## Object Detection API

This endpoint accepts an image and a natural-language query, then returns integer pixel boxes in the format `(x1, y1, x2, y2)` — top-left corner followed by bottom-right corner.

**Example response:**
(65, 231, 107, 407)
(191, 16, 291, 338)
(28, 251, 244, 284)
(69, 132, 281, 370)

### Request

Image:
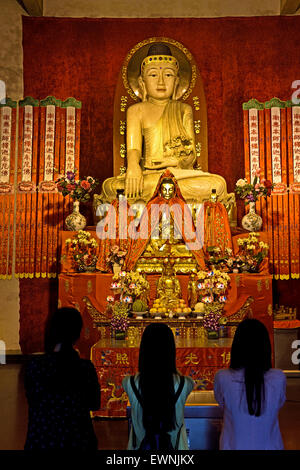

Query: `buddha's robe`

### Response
(101, 101, 228, 204)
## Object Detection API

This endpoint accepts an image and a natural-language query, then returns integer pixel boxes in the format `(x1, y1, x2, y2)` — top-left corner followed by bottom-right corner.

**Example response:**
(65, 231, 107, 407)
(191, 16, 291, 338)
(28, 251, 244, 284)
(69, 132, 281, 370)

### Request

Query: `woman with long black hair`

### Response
(122, 323, 194, 450)
(214, 318, 286, 450)
(24, 307, 100, 450)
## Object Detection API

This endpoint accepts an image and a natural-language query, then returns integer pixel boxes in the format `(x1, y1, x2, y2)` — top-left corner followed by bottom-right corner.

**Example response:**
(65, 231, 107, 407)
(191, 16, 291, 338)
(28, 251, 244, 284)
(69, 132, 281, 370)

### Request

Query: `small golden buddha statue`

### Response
(156, 258, 181, 310)
(188, 273, 199, 309)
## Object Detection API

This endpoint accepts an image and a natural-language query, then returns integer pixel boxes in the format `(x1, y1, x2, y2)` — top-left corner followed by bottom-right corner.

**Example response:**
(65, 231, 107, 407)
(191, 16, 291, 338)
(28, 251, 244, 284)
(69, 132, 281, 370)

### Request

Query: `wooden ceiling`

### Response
(16, 0, 300, 16)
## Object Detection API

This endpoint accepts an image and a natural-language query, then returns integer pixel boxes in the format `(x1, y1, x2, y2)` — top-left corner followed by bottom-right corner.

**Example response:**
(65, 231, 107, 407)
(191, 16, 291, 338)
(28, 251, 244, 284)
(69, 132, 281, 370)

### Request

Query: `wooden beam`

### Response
(281, 0, 300, 14)
(17, 0, 43, 16)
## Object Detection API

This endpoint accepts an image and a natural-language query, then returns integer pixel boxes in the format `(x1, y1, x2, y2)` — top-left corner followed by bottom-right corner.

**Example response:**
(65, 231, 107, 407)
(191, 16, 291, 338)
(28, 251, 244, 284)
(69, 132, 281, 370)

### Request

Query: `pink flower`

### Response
(254, 168, 261, 177)
(81, 180, 91, 191)
(66, 183, 76, 192)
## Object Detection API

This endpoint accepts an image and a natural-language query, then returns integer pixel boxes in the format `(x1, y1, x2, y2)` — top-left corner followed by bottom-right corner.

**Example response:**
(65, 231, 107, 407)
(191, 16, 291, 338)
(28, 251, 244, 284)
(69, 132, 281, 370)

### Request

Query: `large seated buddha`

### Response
(98, 41, 235, 218)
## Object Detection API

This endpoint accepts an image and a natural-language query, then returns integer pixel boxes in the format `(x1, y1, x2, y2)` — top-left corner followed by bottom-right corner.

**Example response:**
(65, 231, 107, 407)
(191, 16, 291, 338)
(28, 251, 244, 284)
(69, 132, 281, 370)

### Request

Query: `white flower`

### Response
(236, 178, 247, 187)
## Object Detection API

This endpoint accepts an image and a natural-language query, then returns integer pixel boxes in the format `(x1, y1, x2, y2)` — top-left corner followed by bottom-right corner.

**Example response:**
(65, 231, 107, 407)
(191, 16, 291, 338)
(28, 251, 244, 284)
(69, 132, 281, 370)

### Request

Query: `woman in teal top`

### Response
(122, 323, 194, 450)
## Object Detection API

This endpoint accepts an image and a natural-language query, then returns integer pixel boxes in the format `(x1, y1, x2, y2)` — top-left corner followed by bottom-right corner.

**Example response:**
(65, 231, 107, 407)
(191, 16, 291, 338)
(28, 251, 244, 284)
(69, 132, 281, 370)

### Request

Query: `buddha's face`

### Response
(142, 62, 179, 100)
(160, 181, 175, 200)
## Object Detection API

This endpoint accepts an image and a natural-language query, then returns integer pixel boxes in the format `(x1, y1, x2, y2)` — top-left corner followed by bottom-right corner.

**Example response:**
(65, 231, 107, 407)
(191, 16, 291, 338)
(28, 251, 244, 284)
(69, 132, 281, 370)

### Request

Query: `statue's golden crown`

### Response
(141, 55, 179, 71)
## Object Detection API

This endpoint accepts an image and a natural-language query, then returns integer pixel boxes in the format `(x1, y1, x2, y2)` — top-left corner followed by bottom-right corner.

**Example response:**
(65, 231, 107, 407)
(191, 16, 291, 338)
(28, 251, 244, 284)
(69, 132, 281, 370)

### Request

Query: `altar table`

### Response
(58, 230, 274, 417)
(58, 270, 274, 359)
(90, 337, 232, 418)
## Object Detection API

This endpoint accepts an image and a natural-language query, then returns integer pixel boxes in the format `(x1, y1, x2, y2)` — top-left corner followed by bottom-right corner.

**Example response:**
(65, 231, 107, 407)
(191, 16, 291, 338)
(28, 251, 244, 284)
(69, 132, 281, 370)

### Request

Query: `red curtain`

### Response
(20, 16, 300, 352)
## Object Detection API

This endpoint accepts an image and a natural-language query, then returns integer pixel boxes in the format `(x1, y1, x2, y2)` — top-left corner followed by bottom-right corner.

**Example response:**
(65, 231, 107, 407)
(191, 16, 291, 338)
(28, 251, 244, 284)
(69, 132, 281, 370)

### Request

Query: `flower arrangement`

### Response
(236, 232, 269, 272)
(205, 246, 233, 271)
(235, 168, 274, 204)
(203, 311, 222, 332)
(205, 233, 269, 274)
(197, 269, 231, 335)
(110, 301, 129, 332)
(197, 269, 231, 302)
(112, 270, 150, 300)
(56, 171, 98, 202)
(65, 230, 98, 272)
(106, 245, 127, 269)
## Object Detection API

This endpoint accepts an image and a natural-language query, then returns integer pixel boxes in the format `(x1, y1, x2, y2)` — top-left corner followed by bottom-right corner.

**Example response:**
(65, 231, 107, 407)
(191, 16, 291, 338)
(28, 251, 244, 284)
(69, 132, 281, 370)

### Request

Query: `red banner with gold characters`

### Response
(0, 96, 82, 279)
(15, 97, 39, 279)
(243, 98, 298, 280)
(0, 99, 17, 279)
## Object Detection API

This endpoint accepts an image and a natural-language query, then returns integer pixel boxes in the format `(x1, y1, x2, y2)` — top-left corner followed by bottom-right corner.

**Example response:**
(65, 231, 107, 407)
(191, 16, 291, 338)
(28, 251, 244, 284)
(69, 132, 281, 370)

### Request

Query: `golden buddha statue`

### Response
(99, 42, 233, 210)
(135, 175, 199, 274)
(156, 258, 181, 310)
(188, 273, 199, 310)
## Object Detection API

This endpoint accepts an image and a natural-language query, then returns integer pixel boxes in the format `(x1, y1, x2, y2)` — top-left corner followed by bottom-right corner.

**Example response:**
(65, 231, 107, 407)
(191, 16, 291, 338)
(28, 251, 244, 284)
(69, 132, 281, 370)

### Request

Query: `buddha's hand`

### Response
(125, 167, 144, 198)
(178, 152, 196, 169)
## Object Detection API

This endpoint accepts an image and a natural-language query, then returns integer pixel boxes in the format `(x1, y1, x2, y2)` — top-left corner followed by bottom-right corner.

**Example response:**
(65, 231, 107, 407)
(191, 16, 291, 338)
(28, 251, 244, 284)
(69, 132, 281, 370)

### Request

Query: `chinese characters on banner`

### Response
(243, 99, 299, 280)
(0, 102, 16, 278)
(0, 96, 81, 279)
(249, 108, 260, 183)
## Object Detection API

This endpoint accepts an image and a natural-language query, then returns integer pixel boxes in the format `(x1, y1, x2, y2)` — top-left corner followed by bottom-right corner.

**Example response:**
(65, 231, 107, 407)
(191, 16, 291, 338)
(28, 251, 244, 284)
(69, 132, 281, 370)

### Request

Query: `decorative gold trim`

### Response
(120, 96, 128, 112)
(268, 304, 273, 317)
(194, 119, 201, 134)
(182, 65, 197, 101)
(120, 143, 126, 159)
(120, 120, 126, 135)
(226, 296, 254, 323)
(141, 55, 179, 71)
(195, 142, 202, 158)
(82, 296, 109, 323)
(193, 96, 200, 111)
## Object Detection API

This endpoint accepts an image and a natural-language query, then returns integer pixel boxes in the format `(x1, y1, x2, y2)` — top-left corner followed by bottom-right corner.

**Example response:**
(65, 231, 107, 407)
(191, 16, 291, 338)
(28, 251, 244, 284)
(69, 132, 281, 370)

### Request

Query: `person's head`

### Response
(230, 318, 272, 416)
(139, 323, 177, 375)
(138, 323, 178, 432)
(230, 318, 272, 371)
(44, 307, 83, 353)
(139, 43, 179, 101)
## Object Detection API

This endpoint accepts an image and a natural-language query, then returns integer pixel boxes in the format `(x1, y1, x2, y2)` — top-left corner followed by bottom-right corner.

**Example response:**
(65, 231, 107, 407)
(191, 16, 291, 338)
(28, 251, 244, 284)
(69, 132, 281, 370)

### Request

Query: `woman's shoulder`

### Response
(122, 373, 138, 389)
(214, 368, 234, 380)
(182, 374, 194, 387)
(26, 353, 53, 370)
(174, 374, 194, 392)
(78, 357, 97, 371)
(265, 368, 286, 383)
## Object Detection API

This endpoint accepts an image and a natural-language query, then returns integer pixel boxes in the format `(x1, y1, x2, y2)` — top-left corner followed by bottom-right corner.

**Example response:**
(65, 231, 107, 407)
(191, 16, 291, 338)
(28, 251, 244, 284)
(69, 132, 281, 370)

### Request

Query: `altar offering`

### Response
(132, 299, 148, 320)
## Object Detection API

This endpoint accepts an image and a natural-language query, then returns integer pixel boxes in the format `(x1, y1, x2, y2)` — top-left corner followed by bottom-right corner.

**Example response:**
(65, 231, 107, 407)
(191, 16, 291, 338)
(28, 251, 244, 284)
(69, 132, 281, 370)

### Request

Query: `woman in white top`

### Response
(122, 323, 194, 450)
(214, 318, 286, 450)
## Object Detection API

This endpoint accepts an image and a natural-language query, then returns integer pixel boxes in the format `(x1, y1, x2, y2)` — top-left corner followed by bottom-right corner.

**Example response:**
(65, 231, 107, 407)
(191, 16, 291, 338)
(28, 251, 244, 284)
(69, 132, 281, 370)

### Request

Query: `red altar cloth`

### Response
(90, 337, 232, 418)
(58, 270, 273, 360)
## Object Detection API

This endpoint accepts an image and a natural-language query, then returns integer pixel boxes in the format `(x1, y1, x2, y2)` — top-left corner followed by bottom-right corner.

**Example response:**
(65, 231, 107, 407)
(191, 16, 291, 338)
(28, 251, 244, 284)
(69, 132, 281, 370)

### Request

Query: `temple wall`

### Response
(0, 0, 26, 351)
(0, 0, 25, 101)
